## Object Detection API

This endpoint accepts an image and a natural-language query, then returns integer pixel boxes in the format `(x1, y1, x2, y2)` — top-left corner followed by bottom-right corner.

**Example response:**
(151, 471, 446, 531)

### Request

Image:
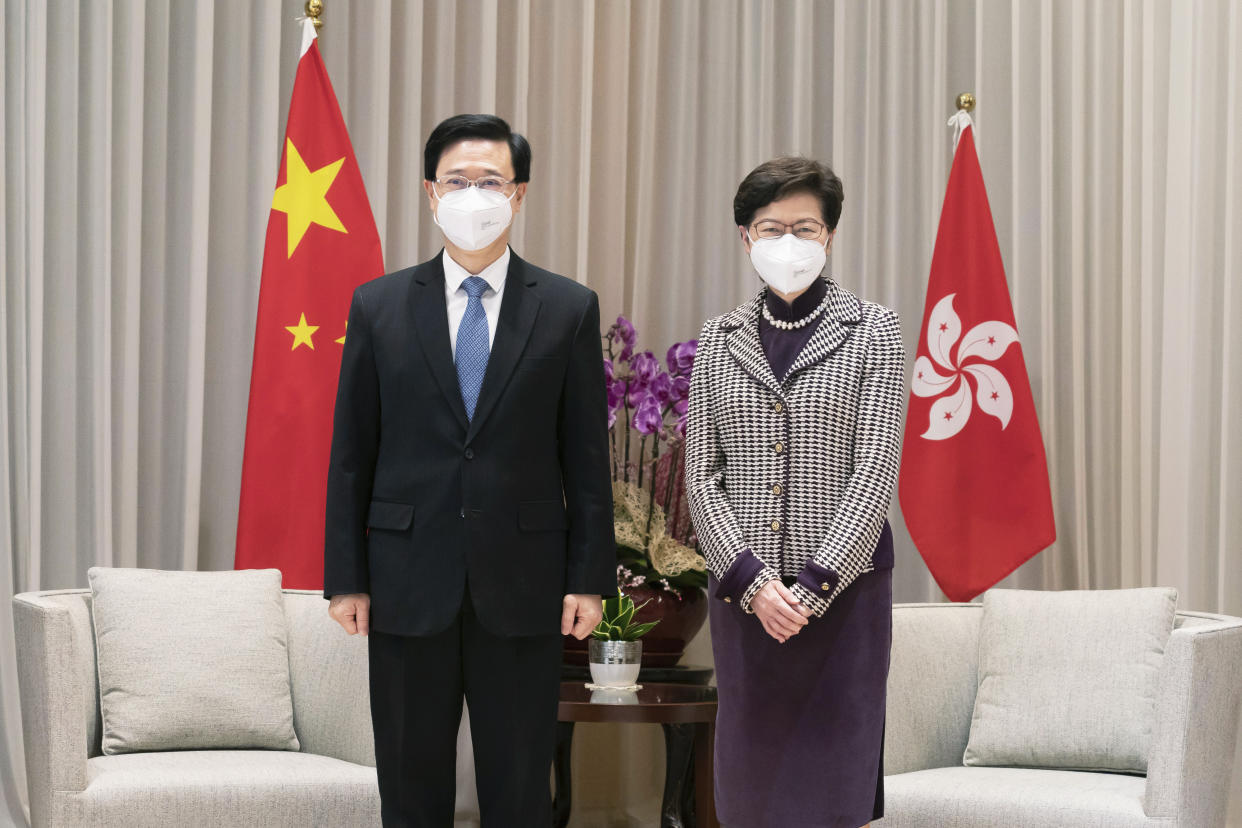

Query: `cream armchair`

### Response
(13, 587, 380, 827)
(880, 602, 1242, 827)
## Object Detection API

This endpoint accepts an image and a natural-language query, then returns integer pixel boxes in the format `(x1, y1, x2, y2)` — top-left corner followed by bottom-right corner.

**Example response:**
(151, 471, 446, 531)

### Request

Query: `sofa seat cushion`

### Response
(879, 766, 1158, 828)
(55, 750, 379, 827)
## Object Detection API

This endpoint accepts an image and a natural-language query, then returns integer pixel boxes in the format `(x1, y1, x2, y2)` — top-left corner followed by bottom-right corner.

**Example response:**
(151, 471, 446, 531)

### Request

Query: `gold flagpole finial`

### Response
(305, 0, 324, 30)
(956, 92, 976, 113)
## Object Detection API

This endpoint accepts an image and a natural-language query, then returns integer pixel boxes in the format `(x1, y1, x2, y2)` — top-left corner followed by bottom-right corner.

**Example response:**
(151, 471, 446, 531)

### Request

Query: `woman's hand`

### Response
(752, 580, 813, 642)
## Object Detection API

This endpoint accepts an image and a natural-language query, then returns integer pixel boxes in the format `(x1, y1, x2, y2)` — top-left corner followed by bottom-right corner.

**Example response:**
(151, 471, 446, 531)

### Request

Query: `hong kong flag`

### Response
(898, 113, 1055, 602)
(235, 19, 383, 588)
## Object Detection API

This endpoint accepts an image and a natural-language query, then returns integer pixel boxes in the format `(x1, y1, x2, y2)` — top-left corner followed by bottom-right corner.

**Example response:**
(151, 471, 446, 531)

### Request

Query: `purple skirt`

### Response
(710, 525, 893, 828)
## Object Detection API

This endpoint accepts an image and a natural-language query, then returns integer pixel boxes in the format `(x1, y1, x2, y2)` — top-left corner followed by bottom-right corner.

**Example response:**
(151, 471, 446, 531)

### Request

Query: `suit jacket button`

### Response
(772, 484, 783, 496)
(770, 520, 781, 532)
(773, 401, 783, 413)
(821, 582, 831, 591)
(464, 448, 475, 460)
(774, 442, 784, 454)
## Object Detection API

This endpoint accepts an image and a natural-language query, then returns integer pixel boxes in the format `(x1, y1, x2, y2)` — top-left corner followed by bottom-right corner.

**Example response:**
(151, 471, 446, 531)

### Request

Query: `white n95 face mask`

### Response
(749, 234, 827, 295)
(433, 187, 515, 251)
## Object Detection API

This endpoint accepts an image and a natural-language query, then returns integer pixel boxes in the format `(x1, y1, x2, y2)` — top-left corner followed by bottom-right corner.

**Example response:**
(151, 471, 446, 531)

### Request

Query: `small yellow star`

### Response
(285, 313, 320, 350)
(271, 138, 347, 258)
(335, 321, 348, 345)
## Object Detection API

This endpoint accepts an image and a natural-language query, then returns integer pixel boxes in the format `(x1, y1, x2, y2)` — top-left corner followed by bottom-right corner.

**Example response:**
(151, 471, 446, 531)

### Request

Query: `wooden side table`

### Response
(553, 682, 719, 828)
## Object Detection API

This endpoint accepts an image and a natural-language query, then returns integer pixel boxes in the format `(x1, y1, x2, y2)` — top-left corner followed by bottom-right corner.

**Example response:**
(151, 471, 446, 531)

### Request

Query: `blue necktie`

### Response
(455, 276, 491, 421)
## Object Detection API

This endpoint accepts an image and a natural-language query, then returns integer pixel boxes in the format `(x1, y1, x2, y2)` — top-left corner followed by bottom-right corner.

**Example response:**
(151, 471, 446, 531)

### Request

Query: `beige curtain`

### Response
(4, 1, 1240, 825)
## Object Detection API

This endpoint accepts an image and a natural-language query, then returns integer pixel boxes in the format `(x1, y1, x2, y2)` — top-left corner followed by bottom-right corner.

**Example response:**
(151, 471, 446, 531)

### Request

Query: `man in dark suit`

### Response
(323, 114, 616, 827)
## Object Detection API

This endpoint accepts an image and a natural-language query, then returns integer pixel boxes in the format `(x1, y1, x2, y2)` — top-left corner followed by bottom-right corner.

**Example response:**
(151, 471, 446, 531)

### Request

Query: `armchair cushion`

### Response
(88, 567, 300, 755)
(881, 766, 1153, 828)
(964, 587, 1177, 773)
(67, 750, 378, 827)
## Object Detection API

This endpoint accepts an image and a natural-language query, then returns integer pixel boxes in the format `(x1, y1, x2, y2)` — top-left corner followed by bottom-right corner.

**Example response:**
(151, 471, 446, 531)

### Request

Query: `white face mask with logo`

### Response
(749, 233, 828, 295)
(433, 187, 515, 251)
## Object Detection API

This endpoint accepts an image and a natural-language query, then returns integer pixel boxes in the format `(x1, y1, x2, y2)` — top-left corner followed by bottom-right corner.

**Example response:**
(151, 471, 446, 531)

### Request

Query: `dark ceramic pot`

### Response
(564, 585, 708, 667)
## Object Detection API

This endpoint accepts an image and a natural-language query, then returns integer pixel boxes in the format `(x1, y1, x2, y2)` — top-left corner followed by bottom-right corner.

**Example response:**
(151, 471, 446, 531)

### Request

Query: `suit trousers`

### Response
(367, 587, 564, 827)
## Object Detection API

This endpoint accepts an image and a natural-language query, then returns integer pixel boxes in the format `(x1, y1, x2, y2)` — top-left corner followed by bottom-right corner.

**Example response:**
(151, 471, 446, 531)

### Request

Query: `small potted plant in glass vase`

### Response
(566, 316, 709, 667)
(588, 593, 659, 687)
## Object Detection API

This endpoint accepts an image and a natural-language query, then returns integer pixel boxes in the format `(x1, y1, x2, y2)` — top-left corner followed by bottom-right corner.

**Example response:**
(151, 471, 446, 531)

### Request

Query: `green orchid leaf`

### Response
(622, 620, 660, 640)
(602, 594, 624, 622)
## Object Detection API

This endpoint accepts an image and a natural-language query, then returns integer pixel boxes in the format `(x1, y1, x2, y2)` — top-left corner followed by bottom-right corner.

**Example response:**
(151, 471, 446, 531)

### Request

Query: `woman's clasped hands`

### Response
(752, 580, 813, 643)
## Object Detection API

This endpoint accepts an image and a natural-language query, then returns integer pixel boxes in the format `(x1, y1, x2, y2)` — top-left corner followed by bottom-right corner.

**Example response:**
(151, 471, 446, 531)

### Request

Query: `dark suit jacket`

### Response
(323, 251, 616, 637)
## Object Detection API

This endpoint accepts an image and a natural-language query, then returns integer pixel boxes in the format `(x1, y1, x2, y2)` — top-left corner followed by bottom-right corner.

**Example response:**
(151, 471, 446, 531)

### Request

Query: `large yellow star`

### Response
(285, 313, 320, 350)
(271, 139, 347, 258)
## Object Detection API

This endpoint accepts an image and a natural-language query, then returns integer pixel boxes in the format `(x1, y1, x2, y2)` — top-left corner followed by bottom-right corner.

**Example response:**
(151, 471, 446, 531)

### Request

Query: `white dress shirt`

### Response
(442, 247, 510, 359)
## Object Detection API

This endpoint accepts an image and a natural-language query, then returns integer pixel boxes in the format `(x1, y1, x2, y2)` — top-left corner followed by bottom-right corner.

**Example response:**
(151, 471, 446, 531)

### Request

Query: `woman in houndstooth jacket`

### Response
(685, 157, 905, 828)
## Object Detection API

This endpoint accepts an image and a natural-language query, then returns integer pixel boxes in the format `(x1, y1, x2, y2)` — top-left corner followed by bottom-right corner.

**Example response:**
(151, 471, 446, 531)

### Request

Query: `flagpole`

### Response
(306, 0, 324, 31)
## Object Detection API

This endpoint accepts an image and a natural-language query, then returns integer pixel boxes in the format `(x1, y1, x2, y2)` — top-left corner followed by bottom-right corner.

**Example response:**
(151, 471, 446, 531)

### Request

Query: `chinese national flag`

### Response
(235, 20, 383, 588)
(897, 118, 1055, 601)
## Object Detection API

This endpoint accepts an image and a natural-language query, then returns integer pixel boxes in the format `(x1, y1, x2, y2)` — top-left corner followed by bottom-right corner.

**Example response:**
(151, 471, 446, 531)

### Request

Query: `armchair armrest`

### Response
(1144, 618, 1242, 825)
(12, 593, 91, 827)
(885, 603, 983, 774)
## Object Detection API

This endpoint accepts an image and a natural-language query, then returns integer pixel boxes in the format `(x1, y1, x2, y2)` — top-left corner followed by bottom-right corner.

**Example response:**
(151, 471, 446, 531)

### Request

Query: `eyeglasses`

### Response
(433, 174, 516, 196)
(750, 218, 829, 240)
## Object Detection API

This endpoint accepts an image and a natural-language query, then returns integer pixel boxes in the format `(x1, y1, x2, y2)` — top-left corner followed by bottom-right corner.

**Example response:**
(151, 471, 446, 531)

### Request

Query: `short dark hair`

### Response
(423, 114, 531, 182)
(733, 157, 844, 229)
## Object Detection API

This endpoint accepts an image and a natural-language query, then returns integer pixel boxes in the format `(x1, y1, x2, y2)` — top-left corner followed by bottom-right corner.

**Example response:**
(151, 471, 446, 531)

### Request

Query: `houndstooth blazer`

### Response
(685, 279, 905, 617)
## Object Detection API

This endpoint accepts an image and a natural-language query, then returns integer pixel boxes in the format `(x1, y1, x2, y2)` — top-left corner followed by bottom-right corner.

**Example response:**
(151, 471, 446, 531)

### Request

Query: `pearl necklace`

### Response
(761, 291, 830, 330)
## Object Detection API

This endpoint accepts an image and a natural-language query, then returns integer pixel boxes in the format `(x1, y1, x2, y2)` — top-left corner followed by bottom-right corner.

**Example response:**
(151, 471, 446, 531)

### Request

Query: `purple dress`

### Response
(710, 279, 892, 827)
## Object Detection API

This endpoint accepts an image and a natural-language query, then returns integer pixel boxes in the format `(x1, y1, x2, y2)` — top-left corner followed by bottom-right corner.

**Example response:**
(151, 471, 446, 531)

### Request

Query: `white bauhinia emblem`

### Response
(912, 293, 1019, 440)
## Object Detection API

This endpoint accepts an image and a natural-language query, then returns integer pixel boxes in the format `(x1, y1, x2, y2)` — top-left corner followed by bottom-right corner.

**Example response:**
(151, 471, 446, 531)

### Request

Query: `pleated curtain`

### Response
(3, 1, 1240, 825)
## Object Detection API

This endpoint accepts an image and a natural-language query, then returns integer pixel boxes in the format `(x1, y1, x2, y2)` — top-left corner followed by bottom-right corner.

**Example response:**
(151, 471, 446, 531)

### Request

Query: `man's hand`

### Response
(752, 580, 812, 643)
(329, 593, 371, 636)
(561, 594, 603, 640)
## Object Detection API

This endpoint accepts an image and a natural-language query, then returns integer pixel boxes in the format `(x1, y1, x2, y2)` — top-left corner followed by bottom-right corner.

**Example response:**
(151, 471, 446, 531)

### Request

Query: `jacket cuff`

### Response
(323, 584, 368, 600)
(565, 571, 620, 597)
(793, 559, 840, 616)
(789, 582, 831, 617)
(712, 549, 768, 606)
(740, 569, 779, 614)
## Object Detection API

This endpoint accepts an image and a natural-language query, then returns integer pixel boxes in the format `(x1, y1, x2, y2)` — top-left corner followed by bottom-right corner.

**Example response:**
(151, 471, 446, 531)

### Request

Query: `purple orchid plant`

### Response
(604, 317, 707, 595)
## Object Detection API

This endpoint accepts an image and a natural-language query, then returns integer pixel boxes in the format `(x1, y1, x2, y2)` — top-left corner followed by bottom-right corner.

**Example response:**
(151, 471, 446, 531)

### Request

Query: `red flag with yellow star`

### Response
(235, 19, 383, 587)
